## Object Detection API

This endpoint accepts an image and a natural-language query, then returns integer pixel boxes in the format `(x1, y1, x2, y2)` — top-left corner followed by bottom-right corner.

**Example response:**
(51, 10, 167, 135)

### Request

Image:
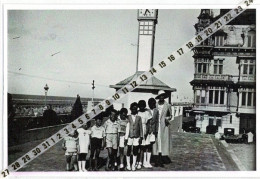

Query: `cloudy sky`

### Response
(8, 9, 201, 101)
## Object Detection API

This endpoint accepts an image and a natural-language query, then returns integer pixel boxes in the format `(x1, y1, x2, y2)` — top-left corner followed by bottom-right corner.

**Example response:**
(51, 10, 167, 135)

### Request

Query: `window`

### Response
(242, 92, 246, 106)
(215, 36, 225, 46)
(247, 92, 252, 106)
(198, 63, 202, 73)
(243, 64, 248, 74)
(208, 87, 225, 105)
(201, 90, 205, 103)
(214, 59, 223, 74)
(249, 65, 254, 74)
(195, 89, 206, 104)
(209, 118, 214, 125)
(247, 34, 256, 47)
(139, 21, 154, 35)
(220, 91, 225, 104)
(209, 90, 213, 104)
(241, 90, 256, 107)
(253, 93, 256, 106)
(216, 119, 222, 127)
(214, 90, 219, 104)
(195, 59, 209, 74)
(242, 60, 255, 75)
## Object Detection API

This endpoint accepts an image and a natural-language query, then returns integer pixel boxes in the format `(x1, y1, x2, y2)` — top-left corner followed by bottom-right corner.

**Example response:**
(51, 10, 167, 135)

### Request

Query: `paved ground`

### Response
(8, 120, 243, 171)
(229, 143, 256, 170)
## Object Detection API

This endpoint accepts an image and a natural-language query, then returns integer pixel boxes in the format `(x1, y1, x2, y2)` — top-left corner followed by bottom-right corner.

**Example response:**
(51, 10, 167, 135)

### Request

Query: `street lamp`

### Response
(44, 84, 49, 106)
(92, 80, 95, 107)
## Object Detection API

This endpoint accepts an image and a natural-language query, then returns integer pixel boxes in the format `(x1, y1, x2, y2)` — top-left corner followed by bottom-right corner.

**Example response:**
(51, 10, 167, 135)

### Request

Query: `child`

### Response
(146, 97, 159, 168)
(125, 102, 143, 171)
(62, 130, 79, 171)
(118, 108, 129, 170)
(89, 115, 106, 171)
(77, 121, 92, 172)
(104, 108, 120, 171)
(136, 100, 152, 169)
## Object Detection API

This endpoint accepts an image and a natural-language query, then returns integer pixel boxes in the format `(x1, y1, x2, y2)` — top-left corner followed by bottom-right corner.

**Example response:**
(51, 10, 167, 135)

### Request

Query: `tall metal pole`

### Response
(92, 80, 95, 107)
(44, 84, 49, 107)
(45, 91, 47, 106)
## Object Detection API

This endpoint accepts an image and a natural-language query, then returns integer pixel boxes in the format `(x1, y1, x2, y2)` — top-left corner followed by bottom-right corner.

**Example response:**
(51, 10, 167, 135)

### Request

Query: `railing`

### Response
(193, 103, 229, 112)
(240, 75, 256, 82)
(194, 74, 234, 81)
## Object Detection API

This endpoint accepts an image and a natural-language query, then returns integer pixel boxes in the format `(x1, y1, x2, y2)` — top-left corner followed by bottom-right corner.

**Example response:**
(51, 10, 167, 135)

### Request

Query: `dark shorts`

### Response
(78, 153, 87, 161)
(91, 138, 103, 150)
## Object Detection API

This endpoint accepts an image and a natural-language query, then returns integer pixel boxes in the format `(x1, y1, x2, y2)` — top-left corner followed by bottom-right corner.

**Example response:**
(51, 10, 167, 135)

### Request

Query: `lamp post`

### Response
(92, 80, 95, 107)
(44, 84, 49, 106)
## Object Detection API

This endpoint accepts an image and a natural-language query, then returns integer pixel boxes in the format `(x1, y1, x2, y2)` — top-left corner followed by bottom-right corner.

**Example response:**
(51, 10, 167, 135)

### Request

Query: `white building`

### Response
(110, 9, 176, 109)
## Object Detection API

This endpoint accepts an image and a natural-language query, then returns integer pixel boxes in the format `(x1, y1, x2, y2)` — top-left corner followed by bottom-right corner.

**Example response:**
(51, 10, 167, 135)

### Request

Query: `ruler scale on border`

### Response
(1, 0, 254, 177)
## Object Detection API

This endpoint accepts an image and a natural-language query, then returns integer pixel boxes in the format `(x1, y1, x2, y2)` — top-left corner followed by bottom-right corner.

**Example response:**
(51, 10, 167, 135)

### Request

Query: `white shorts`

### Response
(127, 137, 140, 146)
(119, 136, 125, 148)
(141, 135, 150, 146)
(149, 134, 156, 142)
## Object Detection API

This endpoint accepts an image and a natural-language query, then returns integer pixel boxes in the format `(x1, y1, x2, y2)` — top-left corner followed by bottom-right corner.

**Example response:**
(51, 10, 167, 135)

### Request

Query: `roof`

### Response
(110, 71, 176, 92)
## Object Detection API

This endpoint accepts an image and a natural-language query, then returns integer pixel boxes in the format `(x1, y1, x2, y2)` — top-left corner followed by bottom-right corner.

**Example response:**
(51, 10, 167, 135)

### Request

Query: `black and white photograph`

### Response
(1, 0, 258, 178)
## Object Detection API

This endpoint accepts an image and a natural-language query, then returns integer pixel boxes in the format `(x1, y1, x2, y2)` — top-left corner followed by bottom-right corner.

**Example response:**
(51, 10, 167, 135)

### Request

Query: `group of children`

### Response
(62, 97, 159, 171)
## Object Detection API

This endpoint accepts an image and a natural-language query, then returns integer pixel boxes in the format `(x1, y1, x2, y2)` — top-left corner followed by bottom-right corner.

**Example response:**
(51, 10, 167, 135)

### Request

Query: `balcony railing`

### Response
(193, 103, 229, 112)
(194, 74, 234, 81)
(240, 75, 256, 82)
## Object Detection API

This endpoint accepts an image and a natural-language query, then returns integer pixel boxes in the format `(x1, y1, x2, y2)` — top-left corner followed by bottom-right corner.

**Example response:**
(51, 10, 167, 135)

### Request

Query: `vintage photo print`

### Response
(1, 0, 259, 178)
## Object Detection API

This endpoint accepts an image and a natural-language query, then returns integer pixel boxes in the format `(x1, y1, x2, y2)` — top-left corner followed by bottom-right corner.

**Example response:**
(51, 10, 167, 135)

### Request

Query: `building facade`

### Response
(190, 9, 256, 135)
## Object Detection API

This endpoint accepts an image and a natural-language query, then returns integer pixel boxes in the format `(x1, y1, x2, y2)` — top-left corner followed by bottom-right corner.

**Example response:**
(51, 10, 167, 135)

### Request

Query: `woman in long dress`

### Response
(153, 90, 172, 167)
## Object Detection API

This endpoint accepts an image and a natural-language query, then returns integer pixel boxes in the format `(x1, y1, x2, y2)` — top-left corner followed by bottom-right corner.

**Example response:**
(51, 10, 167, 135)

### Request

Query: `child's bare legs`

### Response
(126, 145, 132, 170)
(119, 147, 124, 168)
(137, 146, 144, 169)
(78, 160, 82, 171)
(89, 148, 95, 171)
(66, 155, 71, 171)
(132, 146, 139, 171)
(146, 144, 153, 168)
(94, 148, 100, 171)
(71, 155, 78, 171)
(112, 149, 118, 169)
(82, 154, 87, 171)
(106, 148, 113, 170)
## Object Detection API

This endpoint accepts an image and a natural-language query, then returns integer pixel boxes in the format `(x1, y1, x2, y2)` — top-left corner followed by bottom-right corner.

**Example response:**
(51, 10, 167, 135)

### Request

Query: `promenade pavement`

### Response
(8, 122, 240, 171)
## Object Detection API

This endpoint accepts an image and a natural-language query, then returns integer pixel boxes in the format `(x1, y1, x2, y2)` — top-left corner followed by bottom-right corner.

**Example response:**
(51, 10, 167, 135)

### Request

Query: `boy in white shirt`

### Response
(89, 116, 106, 171)
(104, 109, 120, 171)
(118, 108, 129, 170)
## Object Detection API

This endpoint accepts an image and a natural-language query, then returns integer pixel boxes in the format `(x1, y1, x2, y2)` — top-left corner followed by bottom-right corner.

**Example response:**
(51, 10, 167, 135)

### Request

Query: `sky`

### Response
(8, 9, 201, 102)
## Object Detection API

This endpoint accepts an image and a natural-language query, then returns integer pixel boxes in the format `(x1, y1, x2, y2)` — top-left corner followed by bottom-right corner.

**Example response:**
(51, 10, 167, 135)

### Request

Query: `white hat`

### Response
(155, 90, 168, 99)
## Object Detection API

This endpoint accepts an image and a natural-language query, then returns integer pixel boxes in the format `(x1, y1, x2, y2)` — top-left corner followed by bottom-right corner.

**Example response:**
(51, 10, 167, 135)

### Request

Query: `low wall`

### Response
(9, 123, 68, 147)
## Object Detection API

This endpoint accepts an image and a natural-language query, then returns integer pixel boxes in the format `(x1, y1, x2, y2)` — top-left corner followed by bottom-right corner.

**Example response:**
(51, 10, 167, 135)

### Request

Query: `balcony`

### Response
(194, 74, 235, 81)
(193, 103, 229, 112)
(237, 106, 256, 114)
(240, 75, 256, 82)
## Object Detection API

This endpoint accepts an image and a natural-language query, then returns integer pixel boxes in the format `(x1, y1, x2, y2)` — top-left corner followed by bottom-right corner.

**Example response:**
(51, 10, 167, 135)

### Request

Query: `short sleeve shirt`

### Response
(118, 118, 128, 134)
(77, 128, 91, 153)
(64, 136, 78, 153)
(104, 119, 120, 134)
(91, 125, 105, 139)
